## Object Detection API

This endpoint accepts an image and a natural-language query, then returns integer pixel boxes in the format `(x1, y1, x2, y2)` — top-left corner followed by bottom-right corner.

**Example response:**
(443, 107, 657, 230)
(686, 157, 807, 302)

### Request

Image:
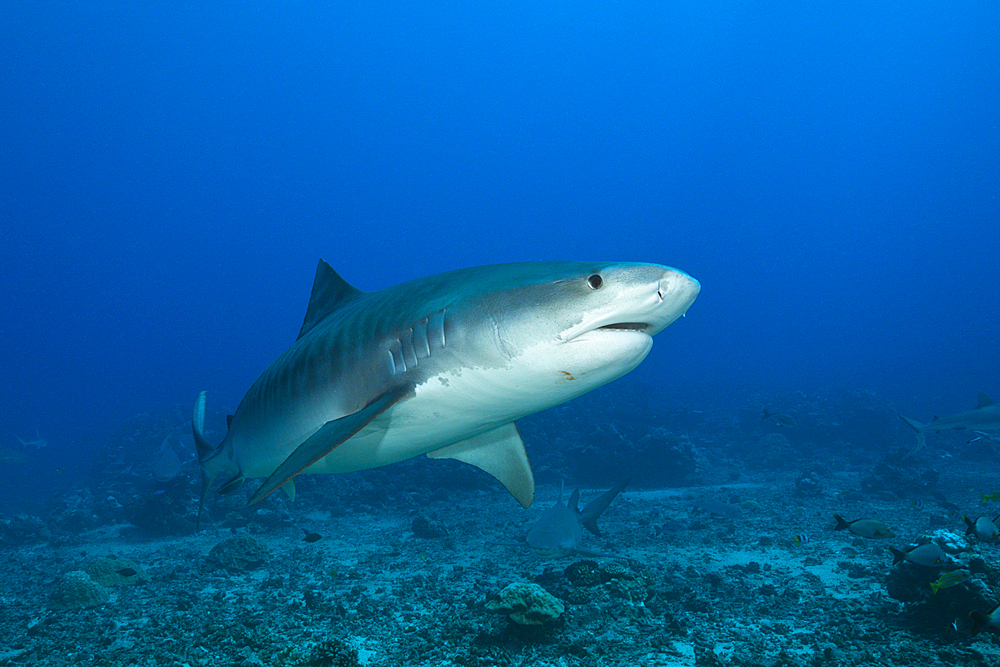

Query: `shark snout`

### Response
(651, 268, 700, 332)
(658, 268, 700, 305)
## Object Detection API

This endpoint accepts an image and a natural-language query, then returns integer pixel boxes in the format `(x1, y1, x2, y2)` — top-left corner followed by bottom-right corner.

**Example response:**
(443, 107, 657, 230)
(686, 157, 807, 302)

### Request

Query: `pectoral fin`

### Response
(427, 422, 535, 508)
(247, 385, 413, 506)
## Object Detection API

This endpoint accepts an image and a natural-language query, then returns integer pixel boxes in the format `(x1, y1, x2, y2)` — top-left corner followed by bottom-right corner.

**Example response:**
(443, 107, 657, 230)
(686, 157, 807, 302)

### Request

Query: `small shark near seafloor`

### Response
(524, 478, 631, 559)
(193, 260, 699, 526)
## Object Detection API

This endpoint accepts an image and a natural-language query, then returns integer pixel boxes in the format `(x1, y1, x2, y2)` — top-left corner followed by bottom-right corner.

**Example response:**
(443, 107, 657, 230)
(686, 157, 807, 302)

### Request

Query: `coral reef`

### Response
(207, 535, 269, 571)
(47, 570, 109, 610)
(486, 583, 565, 625)
(83, 556, 150, 586)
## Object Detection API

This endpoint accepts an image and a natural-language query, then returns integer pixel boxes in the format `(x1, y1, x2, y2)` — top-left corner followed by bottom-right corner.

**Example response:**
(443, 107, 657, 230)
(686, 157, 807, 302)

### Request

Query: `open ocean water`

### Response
(1, 2, 998, 665)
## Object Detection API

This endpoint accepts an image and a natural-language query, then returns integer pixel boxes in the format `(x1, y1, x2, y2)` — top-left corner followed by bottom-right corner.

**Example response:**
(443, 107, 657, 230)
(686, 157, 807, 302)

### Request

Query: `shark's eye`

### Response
(587, 274, 603, 290)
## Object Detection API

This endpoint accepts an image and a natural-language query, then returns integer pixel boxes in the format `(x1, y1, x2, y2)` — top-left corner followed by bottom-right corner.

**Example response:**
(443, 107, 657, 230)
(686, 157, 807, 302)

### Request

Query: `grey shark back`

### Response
(900, 392, 1000, 460)
(193, 260, 698, 527)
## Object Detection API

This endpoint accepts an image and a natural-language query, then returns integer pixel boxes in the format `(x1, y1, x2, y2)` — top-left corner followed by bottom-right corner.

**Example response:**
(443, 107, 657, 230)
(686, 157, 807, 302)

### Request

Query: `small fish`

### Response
(762, 409, 797, 427)
(930, 570, 968, 594)
(967, 431, 998, 445)
(116, 568, 138, 577)
(963, 515, 1000, 542)
(981, 491, 1000, 503)
(970, 603, 1000, 637)
(910, 500, 925, 511)
(694, 500, 742, 520)
(151, 489, 166, 495)
(792, 534, 809, 547)
(655, 520, 687, 536)
(839, 546, 859, 558)
(889, 543, 947, 567)
(302, 529, 323, 543)
(833, 514, 895, 539)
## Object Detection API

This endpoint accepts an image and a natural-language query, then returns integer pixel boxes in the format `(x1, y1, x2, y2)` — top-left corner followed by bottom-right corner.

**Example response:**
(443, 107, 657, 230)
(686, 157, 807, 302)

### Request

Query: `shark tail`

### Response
(899, 414, 928, 432)
(192, 391, 240, 530)
(899, 413, 928, 462)
(580, 477, 630, 537)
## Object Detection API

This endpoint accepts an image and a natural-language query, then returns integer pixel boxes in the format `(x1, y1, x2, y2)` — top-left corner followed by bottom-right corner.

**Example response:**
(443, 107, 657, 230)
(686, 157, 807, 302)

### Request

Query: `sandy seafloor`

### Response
(3, 458, 1000, 667)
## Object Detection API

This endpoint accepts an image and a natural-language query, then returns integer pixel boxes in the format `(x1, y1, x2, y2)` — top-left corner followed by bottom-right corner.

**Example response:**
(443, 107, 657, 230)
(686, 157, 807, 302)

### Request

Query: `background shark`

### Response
(524, 478, 631, 559)
(899, 392, 1000, 460)
(193, 260, 699, 522)
(16, 429, 47, 452)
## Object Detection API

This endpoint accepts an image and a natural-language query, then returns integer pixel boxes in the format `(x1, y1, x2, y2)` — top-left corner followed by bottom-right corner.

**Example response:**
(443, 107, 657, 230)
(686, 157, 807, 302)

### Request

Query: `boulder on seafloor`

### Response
(207, 535, 269, 571)
(486, 583, 565, 625)
(48, 570, 110, 610)
(83, 556, 151, 586)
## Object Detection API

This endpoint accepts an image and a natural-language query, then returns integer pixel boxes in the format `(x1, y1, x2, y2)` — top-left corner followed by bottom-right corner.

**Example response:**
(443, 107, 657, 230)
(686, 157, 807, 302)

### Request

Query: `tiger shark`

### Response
(900, 392, 1000, 460)
(193, 260, 699, 525)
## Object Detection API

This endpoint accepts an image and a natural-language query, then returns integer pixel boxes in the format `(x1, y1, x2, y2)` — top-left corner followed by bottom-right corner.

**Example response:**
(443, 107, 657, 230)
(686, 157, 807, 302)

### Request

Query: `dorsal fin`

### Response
(297, 260, 365, 340)
(226, 414, 233, 428)
(568, 488, 580, 513)
(977, 392, 995, 408)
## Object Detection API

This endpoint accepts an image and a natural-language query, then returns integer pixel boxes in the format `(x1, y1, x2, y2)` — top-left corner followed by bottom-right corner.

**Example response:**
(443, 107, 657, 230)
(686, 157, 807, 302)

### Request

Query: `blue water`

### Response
(1, 0, 997, 508)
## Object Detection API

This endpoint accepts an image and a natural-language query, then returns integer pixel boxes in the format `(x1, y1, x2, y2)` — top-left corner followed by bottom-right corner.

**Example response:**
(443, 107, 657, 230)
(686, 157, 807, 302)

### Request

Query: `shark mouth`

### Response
(597, 322, 650, 332)
(563, 320, 653, 343)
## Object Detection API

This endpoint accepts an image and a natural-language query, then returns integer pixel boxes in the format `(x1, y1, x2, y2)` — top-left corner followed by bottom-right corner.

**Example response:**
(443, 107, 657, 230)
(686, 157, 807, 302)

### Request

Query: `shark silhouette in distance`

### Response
(900, 392, 1000, 460)
(520, 478, 631, 559)
(16, 429, 47, 452)
(193, 260, 699, 526)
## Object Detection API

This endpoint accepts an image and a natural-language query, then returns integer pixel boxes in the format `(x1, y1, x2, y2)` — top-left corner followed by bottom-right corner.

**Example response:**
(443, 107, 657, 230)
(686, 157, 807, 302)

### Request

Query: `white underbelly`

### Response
(306, 335, 651, 475)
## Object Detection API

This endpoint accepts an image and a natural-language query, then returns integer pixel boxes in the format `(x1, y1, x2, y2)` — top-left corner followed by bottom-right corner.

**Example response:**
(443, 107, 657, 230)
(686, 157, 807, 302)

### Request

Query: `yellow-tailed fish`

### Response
(930, 570, 968, 594)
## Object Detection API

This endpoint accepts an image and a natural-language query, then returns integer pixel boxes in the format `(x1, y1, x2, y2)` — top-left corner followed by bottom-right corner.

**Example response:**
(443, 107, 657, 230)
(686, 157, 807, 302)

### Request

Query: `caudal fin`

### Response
(970, 603, 1000, 637)
(580, 477, 630, 536)
(899, 414, 927, 432)
(889, 546, 907, 566)
(833, 513, 852, 531)
(192, 391, 224, 530)
(898, 414, 928, 461)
